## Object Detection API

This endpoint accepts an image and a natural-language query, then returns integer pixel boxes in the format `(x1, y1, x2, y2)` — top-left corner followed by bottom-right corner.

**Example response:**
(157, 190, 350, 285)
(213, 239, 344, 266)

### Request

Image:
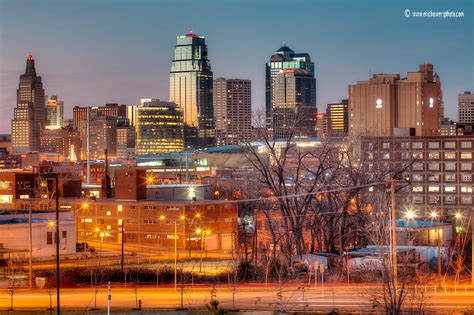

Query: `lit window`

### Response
(428, 186, 440, 193)
(118, 205, 123, 212)
(460, 152, 472, 159)
(106, 211, 111, 216)
(412, 186, 423, 192)
(444, 186, 456, 193)
(460, 186, 472, 193)
(106, 225, 111, 230)
(444, 152, 456, 159)
(428, 152, 440, 159)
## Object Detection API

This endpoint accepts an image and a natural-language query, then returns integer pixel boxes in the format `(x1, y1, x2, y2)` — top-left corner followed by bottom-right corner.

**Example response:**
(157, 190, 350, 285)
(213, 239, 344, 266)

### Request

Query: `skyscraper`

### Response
(11, 55, 47, 154)
(266, 45, 317, 139)
(135, 99, 184, 155)
(45, 95, 64, 128)
(213, 78, 252, 146)
(169, 30, 215, 148)
(458, 91, 474, 125)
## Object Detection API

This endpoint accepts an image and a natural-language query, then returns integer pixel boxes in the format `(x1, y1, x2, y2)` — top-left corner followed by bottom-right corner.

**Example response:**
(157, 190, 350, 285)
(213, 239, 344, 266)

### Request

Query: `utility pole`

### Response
(121, 221, 125, 272)
(86, 108, 91, 185)
(436, 211, 441, 278)
(54, 175, 60, 315)
(28, 202, 32, 290)
(174, 221, 178, 290)
(390, 179, 398, 299)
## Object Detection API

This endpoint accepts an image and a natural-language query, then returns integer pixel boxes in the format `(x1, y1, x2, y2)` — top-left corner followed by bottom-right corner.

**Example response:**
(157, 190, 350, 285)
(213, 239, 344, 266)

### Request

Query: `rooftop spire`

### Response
(25, 54, 36, 76)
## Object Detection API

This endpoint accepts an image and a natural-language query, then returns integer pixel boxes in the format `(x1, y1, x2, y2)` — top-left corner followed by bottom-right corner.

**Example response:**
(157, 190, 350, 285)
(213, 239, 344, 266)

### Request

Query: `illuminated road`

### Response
(1, 284, 473, 313)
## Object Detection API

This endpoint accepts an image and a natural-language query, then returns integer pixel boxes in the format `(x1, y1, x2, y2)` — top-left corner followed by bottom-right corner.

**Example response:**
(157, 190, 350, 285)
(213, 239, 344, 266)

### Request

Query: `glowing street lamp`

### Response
(404, 210, 416, 220)
(455, 212, 462, 220)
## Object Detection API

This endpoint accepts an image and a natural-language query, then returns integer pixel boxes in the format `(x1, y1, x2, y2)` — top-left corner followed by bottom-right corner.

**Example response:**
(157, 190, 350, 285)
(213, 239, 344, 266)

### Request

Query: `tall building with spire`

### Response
(11, 55, 47, 154)
(169, 30, 215, 148)
(265, 45, 317, 139)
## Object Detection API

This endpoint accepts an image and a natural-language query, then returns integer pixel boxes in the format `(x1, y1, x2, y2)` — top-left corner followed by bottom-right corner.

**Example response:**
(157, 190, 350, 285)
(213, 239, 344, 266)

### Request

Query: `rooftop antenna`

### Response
(188, 26, 193, 35)
(283, 41, 286, 47)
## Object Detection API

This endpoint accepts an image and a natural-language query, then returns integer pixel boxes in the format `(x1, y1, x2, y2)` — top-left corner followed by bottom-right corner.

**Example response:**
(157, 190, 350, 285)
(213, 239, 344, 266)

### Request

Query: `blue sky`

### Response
(0, 0, 472, 133)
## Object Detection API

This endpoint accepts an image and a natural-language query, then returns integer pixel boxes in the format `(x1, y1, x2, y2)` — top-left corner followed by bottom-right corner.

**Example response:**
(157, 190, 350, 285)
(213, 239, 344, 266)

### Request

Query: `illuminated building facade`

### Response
(169, 31, 215, 148)
(136, 99, 184, 155)
(266, 46, 317, 138)
(11, 55, 47, 154)
(349, 64, 441, 137)
(315, 113, 328, 138)
(213, 78, 252, 146)
(79, 111, 117, 160)
(327, 99, 348, 137)
(40, 126, 81, 160)
(45, 95, 64, 128)
(459, 91, 474, 125)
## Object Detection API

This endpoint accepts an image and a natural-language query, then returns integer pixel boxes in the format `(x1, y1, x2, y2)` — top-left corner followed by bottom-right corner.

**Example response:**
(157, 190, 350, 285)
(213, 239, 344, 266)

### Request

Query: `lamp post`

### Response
(81, 202, 89, 260)
(159, 215, 184, 290)
(197, 228, 210, 273)
(430, 211, 442, 277)
(42, 173, 60, 315)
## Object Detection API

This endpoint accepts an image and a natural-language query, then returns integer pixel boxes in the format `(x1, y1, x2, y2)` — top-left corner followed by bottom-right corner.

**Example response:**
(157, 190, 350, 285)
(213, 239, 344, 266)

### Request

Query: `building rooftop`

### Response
(395, 219, 450, 230)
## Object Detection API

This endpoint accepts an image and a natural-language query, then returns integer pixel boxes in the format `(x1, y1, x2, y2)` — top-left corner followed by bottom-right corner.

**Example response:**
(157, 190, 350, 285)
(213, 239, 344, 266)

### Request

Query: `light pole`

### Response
(42, 173, 60, 315)
(197, 228, 210, 273)
(159, 215, 184, 290)
(81, 202, 89, 260)
(430, 211, 442, 277)
(185, 213, 201, 258)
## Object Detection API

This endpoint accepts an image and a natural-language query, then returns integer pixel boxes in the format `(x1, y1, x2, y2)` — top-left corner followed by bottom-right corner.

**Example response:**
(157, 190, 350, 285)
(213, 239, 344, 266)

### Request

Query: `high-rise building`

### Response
(459, 91, 474, 125)
(213, 78, 252, 146)
(266, 45, 317, 139)
(349, 64, 441, 138)
(117, 118, 136, 161)
(73, 103, 126, 129)
(45, 95, 64, 128)
(79, 110, 117, 160)
(397, 64, 441, 136)
(11, 55, 47, 154)
(169, 31, 214, 148)
(135, 99, 184, 155)
(327, 99, 348, 137)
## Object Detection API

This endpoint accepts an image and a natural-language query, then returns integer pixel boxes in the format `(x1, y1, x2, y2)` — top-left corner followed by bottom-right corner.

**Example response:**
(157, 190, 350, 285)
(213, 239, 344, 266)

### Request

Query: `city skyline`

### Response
(0, 0, 472, 134)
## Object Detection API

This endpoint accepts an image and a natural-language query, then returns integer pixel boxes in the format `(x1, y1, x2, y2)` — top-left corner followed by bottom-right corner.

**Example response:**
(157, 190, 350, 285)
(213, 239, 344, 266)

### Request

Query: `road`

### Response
(1, 284, 474, 313)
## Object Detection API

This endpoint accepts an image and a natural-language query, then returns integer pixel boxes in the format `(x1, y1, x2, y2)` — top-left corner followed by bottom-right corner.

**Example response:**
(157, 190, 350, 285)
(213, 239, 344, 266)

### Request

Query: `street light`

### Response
(159, 215, 184, 290)
(429, 210, 442, 277)
(404, 210, 416, 220)
(455, 212, 462, 220)
(197, 228, 211, 272)
(41, 172, 60, 315)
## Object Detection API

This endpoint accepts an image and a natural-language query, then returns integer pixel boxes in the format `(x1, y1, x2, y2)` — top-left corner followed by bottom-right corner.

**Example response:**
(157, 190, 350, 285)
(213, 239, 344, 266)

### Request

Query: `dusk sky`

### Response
(0, 0, 472, 133)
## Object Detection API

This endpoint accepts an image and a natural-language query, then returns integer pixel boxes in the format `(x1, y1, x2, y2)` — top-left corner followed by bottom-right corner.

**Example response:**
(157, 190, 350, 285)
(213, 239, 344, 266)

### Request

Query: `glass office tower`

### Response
(265, 46, 317, 138)
(136, 99, 184, 155)
(169, 31, 215, 148)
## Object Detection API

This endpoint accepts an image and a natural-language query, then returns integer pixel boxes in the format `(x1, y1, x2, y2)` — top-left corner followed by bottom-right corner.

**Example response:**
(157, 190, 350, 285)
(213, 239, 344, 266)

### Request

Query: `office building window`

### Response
(460, 152, 472, 159)
(444, 174, 456, 182)
(428, 152, 440, 159)
(428, 185, 440, 193)
(461, 163, 472, 171)
(445, 163, 456, 171)
(444, 142, 456, 149)
(444, 186, 456, 193)
(444, 152, 456, 159)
